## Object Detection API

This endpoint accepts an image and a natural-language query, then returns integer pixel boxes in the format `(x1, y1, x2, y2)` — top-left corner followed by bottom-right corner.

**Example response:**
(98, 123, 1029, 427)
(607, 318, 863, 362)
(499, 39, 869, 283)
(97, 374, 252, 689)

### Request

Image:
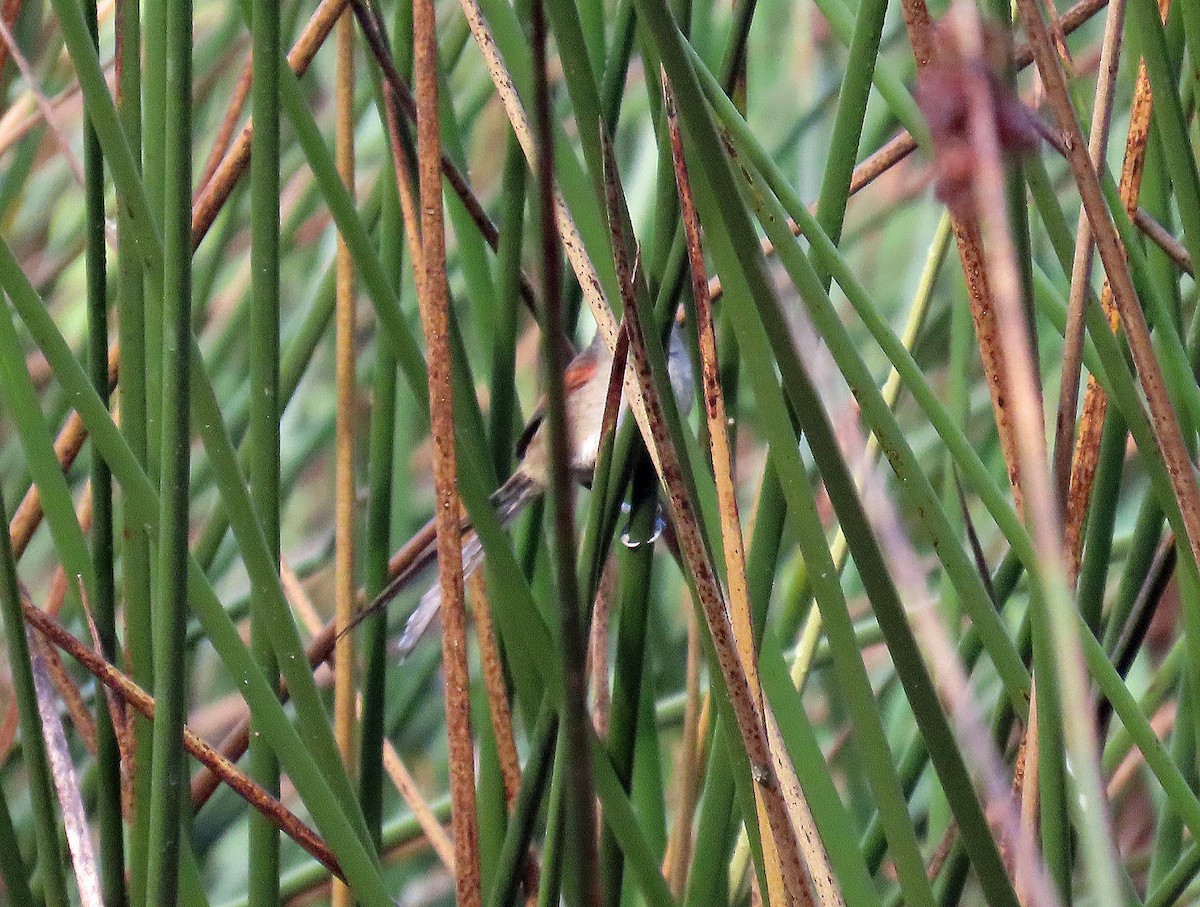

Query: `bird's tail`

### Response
(393, 471, 538, 658)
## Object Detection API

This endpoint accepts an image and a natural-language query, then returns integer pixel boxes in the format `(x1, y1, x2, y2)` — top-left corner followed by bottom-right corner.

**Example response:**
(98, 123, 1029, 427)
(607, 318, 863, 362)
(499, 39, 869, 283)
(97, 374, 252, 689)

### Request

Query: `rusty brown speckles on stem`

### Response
(1051, 0, 1128, 522)
(346, 0, 557, 331)
(598, 114, 810, 897)
(1064, 18, 1162, 576)
(619, 297, 813, 907)
(908, 9, 1031, 519)
(413, 0, 481, 900)
(664, 74, 802, 907)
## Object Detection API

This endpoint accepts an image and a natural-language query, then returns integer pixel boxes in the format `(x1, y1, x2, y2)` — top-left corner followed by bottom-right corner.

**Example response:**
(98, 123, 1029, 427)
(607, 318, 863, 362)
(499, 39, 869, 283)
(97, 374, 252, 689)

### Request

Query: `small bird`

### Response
(352, 323, 694, 657)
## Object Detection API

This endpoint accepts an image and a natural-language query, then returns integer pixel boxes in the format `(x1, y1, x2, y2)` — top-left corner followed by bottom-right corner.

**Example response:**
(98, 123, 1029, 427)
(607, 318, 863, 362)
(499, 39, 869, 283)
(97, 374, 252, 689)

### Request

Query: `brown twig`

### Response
(79, 591, 133, 816)
(1134, 207, 1193, 275)
(196, 56, 252, 194)
(663, 594, 703, 896)
(468, 572, 521, 806)
(192, 0, 350, 248)
(19, 592, 344, 877)
(414, 0, 481, 899)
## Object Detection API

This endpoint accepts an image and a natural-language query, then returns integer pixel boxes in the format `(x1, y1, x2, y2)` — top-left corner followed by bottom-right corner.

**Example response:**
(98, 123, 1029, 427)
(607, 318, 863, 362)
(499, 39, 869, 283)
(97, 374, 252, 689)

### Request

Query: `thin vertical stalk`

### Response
(955, 5, 1122, 902)
(813, 0, 888, 253)
(664, 596, 702, 896)
(487, 704, 558, 907)
(248, 0, 282, 899)
(142, 0, 166, 484)
(1064, 5, 1161, 577)
(538, 729, 568, 907)
(1052, 0, 1127, 510)
(115, 0, 151, 898)
(531, 1, 597, 902)
(0, 493, 69, 907)
(81, 0, 122, 897)
(664, 76, 789, 905)
(901, 0, 1028, 517)
(359, 158, 402, 858)
(356, 0, 412, 847)
(469, 571, 524, 808)
(332, 12, 358, 907)
(598, 468, 657, 906)
(489, 139, 527, 478)
(144, 0, 192, 897)
(413, 0, 481, 900)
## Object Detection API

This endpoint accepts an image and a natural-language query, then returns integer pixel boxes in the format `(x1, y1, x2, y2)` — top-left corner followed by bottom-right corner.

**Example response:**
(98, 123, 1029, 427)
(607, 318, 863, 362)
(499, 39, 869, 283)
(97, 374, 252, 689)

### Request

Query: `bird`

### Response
(347, 321, 694, 658)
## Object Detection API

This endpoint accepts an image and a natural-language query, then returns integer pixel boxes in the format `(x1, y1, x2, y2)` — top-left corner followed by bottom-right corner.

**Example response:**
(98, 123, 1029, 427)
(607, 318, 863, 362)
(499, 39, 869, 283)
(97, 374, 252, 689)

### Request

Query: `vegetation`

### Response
(0, 0, 1197, 903)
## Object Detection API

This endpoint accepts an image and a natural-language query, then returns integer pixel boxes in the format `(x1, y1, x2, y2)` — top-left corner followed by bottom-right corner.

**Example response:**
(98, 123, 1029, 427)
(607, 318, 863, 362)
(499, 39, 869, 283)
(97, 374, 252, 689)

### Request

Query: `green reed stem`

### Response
(82, 0, 124, 895)
(144, 0, 193, 897)
(115, 0, 152, 898)
(247, 0, 282, 900)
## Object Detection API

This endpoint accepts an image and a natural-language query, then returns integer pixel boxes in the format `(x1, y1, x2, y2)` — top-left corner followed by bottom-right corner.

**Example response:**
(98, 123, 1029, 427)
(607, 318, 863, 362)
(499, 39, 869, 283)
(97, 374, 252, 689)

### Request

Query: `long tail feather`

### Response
(393, 471, 538, 658)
